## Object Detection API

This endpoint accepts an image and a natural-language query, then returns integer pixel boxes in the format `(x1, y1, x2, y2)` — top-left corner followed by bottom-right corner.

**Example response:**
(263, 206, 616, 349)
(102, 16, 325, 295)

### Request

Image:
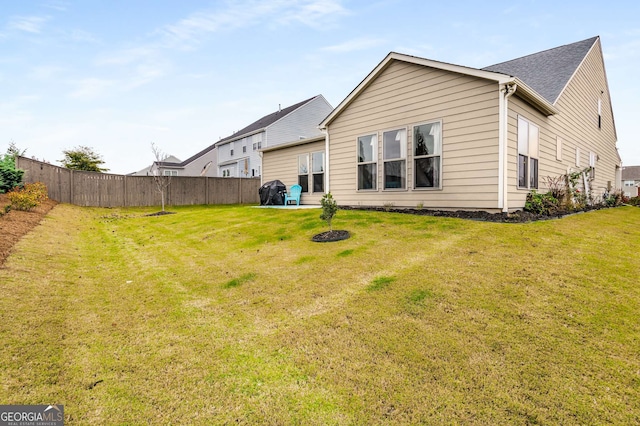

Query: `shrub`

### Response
(524, 190, 561, 215)
(0, 153, 24, 194)
(628, 196, 640, 207)
(7, 182, 48, 211)
(603, 190, 628, 207)
(320, 192, 338, 231)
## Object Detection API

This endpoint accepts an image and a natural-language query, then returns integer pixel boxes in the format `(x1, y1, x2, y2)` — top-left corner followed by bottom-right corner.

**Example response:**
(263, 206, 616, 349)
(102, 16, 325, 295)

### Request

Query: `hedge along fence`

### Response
(16, 157, 260, 207)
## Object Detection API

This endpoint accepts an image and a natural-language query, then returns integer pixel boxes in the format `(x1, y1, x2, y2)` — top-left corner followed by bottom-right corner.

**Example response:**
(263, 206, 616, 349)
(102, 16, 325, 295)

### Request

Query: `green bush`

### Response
(7, 182, 48, 211)
(320, 192, 338, 231)
(524, 190, 561, 215)
(0, 153, 24, 193)
(628, 196, 640, 206)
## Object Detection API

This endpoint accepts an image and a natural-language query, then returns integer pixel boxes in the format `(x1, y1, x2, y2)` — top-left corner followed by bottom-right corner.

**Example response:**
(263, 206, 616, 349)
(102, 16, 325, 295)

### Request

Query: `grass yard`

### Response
(1, 204, 639, 424)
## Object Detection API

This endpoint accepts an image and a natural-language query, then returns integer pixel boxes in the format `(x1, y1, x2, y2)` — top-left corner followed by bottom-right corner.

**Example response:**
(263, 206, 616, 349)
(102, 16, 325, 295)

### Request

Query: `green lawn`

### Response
(1, 204, 639, 424)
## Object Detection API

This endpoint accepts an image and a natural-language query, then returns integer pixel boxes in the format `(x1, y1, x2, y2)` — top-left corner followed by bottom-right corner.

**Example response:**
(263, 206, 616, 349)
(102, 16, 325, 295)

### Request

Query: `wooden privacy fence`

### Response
(16, 157, 260, 207)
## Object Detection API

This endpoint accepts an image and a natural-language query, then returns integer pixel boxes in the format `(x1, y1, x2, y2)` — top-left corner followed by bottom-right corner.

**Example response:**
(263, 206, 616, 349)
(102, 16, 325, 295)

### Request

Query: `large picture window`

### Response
(413, 121, 441, 189)
(517, 116, 539, 189)
(311, 151, 324, 193)
(357, 134, 377, 190)
(383, 129, 406, 189)
(298, 154, 309, 193)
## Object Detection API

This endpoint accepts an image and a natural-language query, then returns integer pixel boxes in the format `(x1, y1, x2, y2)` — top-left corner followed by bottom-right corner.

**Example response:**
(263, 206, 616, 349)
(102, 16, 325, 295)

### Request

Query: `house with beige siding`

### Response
(262, 36, 621, 212)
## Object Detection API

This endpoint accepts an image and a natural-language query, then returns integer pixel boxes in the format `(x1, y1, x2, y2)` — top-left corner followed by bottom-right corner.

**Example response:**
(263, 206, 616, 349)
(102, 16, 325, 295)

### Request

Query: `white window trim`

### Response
(298, 153, 309, 193)
(311, 151, 325, 194)
(356, 133, 378, 191)
(517, 115, 539, 190)
(412, 119, 443, 190)
(556, 136, 562, 161)
(382, 127, 408, 191)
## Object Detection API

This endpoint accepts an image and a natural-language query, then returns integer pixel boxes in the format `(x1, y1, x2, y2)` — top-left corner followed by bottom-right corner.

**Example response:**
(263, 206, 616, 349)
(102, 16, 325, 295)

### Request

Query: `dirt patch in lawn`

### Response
(0, 193, 58, 266)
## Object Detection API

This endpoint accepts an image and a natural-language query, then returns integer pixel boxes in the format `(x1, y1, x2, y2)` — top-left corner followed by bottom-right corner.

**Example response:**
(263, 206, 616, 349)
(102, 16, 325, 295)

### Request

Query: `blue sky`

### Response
(2, 0, 639, 174)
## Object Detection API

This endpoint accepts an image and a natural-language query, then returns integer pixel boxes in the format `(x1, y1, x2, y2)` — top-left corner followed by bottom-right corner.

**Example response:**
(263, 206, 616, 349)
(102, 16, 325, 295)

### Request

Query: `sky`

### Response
(2, 0, 639, 174)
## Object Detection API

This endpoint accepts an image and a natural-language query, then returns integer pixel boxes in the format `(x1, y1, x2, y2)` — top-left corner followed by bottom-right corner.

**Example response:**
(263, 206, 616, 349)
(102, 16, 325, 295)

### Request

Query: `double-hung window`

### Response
(311, 151, 324, 193)
(383, 129, 406, 189)
(413, 121, 442, 189)
(298, 154, 309, 193)
(357, 134, 377, 190)
(517, 116, 539, 189)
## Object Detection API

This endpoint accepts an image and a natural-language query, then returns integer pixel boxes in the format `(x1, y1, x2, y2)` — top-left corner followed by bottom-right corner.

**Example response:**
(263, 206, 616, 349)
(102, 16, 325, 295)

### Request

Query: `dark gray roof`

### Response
(163, 95, 321, 167)
(622, 166, 640, 181)
(482, 36, 599, 104)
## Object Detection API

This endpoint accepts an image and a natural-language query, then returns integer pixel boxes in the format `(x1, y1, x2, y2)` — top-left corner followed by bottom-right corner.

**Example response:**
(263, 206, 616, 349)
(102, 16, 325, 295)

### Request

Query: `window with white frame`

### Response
(414, 121, 442, 189)
(311, 151, 324, 193)
(383, 129, 407, 189)
(589, 152, 597, 179)
(163, 170, 178, 176)
(298, 154, 309, 193)
(517, 116, 539, 189)
(357, 134, 377, 190)
(230, 142, 235, 157)
(624, 180, 635, 187)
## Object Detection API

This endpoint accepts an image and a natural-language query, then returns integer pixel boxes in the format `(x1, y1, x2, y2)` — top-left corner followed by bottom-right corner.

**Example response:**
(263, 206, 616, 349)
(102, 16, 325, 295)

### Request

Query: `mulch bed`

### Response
(312, 230, 350, 242)
(339, 205, 612, 223)
(0, 193, 58, 266)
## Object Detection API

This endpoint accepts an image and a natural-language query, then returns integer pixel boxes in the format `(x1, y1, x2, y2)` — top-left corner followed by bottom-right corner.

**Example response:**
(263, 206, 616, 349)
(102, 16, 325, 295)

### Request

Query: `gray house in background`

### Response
(149, 95, 332, 178)
(130, 155, 184, 176)
(622, 165, 640, 197)
(215, 95, 332, 178)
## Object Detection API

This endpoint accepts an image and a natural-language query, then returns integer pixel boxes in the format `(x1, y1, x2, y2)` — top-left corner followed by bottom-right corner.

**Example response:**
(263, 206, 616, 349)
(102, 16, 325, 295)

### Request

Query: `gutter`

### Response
(322, 126, 330, 193)
(499, 82, 517, 212)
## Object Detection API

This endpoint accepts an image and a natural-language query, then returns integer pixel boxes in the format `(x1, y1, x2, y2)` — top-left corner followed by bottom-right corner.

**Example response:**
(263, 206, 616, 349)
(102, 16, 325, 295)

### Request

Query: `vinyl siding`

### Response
(181, 149, 218, 177)
(262, 139, 326, 205)
(327, 60, 501, 209)
(266, 96, 333, 148)
(506, 39, 619, 209)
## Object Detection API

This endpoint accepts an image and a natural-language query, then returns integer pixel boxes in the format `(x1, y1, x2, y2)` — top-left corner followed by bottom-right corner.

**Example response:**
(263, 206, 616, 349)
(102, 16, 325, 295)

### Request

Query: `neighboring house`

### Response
(130, 155, 184, 176)
(215, 95, 332, 178)
(262, 36, 621, 212)
(622, 165, 640, 197)
(156, 95, 332, 178)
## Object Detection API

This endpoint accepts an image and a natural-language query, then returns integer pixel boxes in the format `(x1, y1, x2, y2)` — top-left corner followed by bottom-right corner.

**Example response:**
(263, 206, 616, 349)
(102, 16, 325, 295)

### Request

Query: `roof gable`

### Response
(482, 36, 599, 104)
(321, 50, 562, 127)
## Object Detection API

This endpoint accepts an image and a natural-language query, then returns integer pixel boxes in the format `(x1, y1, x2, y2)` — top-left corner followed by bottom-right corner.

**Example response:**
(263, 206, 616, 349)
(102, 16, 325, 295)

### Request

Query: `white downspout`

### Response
(322, 126, 330, 194)
(499, 82, 516, 212)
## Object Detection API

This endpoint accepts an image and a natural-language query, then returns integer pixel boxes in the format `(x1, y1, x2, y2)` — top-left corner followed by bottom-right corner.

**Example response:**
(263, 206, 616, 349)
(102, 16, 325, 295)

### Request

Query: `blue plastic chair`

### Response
(284, 184, 302, 206)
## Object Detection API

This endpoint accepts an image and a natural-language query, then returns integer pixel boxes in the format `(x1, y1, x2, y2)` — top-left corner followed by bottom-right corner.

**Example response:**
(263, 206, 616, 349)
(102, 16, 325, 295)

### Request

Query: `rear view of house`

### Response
(262, 36, 620, 211)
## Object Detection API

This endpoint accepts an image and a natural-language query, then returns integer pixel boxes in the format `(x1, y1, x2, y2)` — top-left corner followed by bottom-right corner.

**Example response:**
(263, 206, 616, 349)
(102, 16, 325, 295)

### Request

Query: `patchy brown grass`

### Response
(0, 193, 57, 266)
(1, 203, 639, 424)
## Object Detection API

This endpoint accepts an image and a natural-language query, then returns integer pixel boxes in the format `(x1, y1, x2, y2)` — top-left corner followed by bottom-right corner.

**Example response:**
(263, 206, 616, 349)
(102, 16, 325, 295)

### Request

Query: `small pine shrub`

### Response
(320, 192, 338, 231)
(7, 182, 48, 211)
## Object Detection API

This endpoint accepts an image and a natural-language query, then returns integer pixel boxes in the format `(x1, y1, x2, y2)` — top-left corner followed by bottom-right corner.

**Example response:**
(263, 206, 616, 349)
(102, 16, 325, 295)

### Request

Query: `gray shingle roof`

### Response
(622, 166, 640, 181)
(163, 95, 320, 167)
(482, 36, 599, 104)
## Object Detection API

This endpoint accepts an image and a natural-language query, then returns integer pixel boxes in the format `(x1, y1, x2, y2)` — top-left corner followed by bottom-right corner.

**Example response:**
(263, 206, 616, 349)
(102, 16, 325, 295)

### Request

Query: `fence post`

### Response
(70, 170, 74, 205)
(123, 175, 127, 207)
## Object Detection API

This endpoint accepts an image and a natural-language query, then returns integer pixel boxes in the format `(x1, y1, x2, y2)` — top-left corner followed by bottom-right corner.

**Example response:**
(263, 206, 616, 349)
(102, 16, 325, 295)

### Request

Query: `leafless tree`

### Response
(150, 142, 171, 211)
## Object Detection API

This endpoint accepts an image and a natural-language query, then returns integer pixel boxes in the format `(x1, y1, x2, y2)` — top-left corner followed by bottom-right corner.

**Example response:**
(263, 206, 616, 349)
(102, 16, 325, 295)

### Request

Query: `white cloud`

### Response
(7, 15, 50, 34)
(159, 0, 348, 48)
(321, 37, 385, 53)
(68, 78, 115, 99)
(42, 0, 69, 12)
